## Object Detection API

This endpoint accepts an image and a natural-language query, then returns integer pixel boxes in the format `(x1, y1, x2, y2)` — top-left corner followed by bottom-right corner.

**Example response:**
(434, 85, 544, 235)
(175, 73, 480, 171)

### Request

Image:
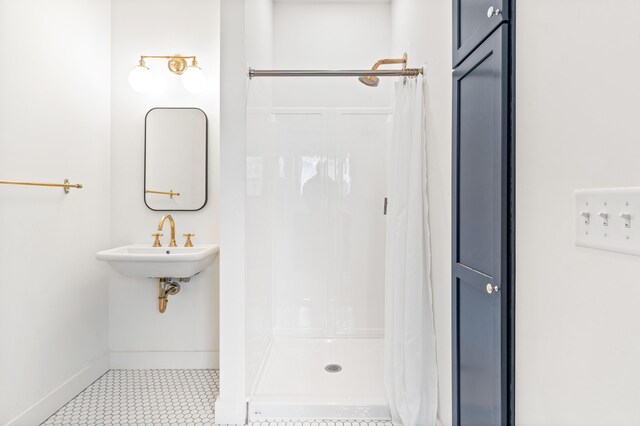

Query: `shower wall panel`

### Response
(331, 111, 390, 337)
(247, 106, 391, 339)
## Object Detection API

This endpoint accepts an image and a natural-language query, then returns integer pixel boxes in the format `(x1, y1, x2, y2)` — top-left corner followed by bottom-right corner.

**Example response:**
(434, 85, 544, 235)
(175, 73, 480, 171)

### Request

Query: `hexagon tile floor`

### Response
(41, 369, 394, 426)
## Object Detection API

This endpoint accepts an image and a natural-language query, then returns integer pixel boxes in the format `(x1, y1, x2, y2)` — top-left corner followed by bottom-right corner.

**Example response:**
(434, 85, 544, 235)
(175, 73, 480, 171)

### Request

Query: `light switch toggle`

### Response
(620, 212, 631, 228)
(580, 211, 590, 224)
(598, 212, 609, 226)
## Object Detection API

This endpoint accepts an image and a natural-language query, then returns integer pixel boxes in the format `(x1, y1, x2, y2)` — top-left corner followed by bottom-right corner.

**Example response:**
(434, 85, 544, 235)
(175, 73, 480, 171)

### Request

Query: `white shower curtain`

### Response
(384, 77, 438, 426)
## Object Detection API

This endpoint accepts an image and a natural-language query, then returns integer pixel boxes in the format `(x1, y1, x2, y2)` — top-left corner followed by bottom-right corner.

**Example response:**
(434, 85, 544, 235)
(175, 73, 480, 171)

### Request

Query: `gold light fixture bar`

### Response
(145, 189, 180, 199)
(138, 55, 199, 75)
(0, 178, 83, 194)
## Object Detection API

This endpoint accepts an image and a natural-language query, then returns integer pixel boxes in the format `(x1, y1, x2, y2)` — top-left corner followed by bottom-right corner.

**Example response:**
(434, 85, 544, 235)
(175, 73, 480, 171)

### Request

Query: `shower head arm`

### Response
(370, 53, 408, 71)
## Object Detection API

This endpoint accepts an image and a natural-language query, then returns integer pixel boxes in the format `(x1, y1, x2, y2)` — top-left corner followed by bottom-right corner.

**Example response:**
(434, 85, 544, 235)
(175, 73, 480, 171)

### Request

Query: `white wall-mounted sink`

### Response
(96, 244, 219, 279)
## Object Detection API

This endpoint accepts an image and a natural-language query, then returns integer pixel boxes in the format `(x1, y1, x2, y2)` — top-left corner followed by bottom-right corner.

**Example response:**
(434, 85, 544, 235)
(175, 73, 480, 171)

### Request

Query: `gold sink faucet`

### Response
(158, 215, 177, 247)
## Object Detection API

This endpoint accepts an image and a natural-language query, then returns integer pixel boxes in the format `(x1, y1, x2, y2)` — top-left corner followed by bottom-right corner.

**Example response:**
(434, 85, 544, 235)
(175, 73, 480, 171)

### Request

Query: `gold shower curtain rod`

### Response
(249, 53, 423, 80)
(249, 68, 423, 78)
(0, 178, 83, 194)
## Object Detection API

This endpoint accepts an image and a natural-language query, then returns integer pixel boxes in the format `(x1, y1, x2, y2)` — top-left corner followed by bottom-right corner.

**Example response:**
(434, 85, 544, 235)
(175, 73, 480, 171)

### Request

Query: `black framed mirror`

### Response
(144, 107, 208, 211)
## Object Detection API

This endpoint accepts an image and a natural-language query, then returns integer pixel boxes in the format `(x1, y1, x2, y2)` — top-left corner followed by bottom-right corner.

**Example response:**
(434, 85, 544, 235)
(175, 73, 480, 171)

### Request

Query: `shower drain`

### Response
(324, 364, 342, 373)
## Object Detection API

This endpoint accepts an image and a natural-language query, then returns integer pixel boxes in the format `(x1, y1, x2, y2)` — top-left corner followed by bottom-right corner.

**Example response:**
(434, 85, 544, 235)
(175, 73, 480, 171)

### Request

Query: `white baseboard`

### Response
(110, 351, 219, 369)
(7, 352, 110, 426)
(214, 398, 247, 425)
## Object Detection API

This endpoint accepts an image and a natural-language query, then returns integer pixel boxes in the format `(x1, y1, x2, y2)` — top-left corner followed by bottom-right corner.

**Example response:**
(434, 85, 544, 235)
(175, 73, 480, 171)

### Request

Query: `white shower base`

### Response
(248, 337, 390, 421)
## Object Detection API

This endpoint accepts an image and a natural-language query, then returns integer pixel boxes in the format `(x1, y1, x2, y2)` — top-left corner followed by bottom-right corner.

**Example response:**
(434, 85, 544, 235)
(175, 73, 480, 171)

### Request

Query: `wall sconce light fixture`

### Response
(128, 55, 206, 94)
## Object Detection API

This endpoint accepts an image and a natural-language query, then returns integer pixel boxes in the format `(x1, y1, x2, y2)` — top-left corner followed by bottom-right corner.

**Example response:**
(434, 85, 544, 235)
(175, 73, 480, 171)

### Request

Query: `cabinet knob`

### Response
(486, 283, 500, 294)
(487, 6, 501, 17)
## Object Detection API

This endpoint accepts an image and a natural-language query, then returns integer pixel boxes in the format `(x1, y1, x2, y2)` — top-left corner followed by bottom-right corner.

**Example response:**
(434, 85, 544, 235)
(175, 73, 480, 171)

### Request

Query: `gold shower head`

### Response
(358, 75, 379, 87)
(358, 53, 408, 87)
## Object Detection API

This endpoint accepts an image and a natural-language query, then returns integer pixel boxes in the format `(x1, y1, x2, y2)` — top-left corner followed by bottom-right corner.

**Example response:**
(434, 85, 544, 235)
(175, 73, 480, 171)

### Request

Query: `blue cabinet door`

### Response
(453, 0, 509, 66)
(452, 24, 513, 426)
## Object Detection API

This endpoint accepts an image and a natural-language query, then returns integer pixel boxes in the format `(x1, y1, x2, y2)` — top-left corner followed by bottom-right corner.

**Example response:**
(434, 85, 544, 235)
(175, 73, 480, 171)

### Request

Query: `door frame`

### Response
(507, 2, 516, 422)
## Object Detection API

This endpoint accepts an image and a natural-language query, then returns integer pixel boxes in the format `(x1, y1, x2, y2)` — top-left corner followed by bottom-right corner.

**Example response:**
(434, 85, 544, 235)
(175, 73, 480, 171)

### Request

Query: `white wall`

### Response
(0, 1, 112, 424)
(245, 0, 275, 395)
(516, 1, 640, 424)
(216, 0, 248, 423)
(273, 1, 392, 107)
(391, 0, 453, 424)
(109, 0, 220, 368)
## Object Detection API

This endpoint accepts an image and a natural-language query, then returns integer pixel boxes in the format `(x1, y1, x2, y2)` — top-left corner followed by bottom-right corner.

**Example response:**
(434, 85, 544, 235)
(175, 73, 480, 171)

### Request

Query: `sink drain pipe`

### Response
(157, 277, 190, 313)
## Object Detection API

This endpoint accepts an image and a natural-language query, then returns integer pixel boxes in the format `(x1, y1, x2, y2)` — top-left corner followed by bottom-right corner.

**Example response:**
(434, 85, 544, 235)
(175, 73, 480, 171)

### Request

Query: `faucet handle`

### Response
(151, 233, 163, 247)
(183, 233, 195, 247)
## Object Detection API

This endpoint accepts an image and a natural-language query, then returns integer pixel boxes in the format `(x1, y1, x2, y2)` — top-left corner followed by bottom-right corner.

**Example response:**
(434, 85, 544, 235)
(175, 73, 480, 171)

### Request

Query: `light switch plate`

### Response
(575, 187, 640, 256)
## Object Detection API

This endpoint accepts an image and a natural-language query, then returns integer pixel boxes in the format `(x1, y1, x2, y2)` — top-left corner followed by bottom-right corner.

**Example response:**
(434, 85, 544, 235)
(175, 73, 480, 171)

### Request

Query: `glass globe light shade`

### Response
(181, 66, 206, 93)
(128, 65, 156, 93)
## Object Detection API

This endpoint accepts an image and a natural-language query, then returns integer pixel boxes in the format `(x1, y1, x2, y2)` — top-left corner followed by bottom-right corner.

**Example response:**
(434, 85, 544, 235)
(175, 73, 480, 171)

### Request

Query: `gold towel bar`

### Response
(0, 178, 83, 194)
(145, 189, 180, 199)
